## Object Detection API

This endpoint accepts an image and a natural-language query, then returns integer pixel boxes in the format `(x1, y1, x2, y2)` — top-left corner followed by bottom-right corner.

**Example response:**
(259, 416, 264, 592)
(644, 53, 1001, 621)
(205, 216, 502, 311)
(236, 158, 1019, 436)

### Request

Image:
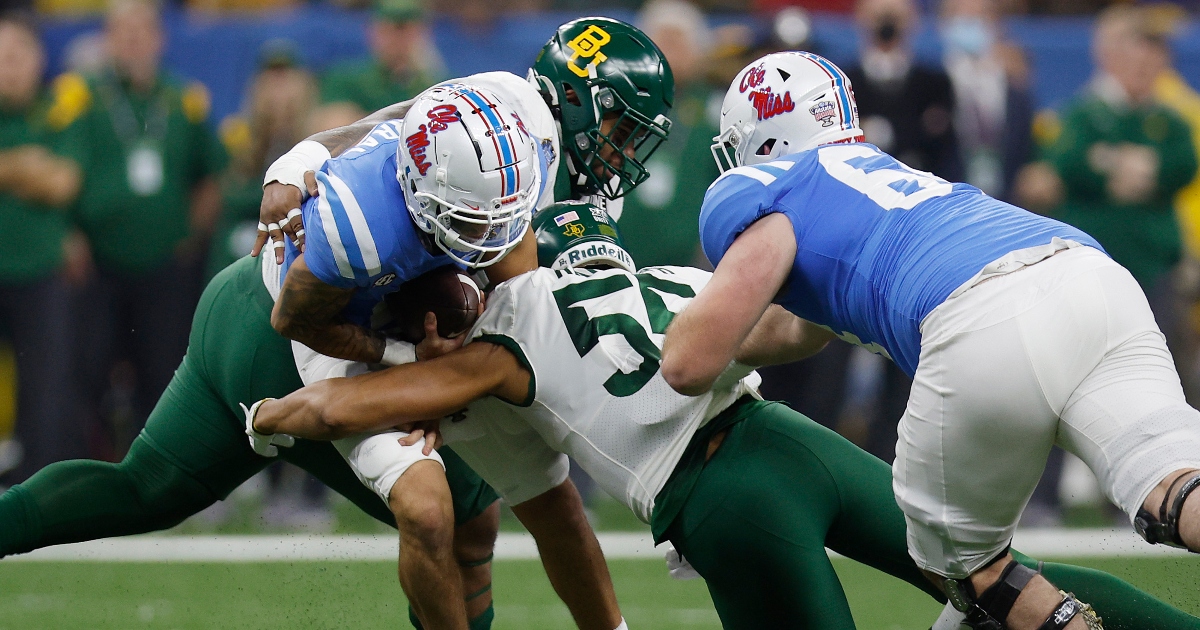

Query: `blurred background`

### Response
(1, 0, 1200, 537)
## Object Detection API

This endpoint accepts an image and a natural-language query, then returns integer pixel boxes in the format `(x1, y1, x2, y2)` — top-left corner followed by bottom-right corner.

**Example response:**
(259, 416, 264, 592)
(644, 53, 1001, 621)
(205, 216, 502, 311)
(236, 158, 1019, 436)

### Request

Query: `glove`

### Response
(664, 542, 700, 580)
(240, 399, 295, 457)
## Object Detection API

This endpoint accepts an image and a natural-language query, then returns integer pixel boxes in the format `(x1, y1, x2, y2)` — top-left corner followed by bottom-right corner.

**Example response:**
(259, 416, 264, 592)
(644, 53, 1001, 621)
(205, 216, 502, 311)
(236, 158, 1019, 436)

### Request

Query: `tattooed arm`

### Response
(311, 99, 417, 157)
(271, 254, 385, 364)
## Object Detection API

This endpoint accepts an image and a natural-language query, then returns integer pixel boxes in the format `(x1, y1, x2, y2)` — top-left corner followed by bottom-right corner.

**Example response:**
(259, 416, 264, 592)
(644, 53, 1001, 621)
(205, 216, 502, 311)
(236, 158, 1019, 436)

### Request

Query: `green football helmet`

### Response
(531, 17, 675, 200)
(534, 201, 636, 272)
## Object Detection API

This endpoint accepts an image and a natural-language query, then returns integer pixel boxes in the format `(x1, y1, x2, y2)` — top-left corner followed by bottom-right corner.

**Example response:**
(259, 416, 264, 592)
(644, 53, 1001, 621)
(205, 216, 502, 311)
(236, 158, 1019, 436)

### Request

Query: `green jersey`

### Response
(0, 93, 84, 282)
(52, 71, 227, 274)
(1049, 90, 1198, 287)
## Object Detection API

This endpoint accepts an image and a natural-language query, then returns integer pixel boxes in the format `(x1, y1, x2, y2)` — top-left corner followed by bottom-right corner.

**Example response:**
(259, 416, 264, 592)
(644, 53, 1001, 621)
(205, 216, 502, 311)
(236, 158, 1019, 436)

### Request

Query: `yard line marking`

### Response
(2, 529, 1193, 563)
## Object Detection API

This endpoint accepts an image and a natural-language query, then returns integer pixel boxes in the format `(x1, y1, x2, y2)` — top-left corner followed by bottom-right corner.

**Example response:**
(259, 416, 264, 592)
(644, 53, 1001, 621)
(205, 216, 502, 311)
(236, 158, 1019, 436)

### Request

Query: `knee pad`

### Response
(944, 558, 1104, 630)
(1134, 472, 1200, 551)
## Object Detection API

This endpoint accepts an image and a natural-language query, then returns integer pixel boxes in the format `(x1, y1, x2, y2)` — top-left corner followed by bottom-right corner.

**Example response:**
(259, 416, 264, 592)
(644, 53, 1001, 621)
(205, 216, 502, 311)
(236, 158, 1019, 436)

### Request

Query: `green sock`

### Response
(408, 601, 494, 629)
(1013, 550, 1200, 629)
(0, 440, 215, 557)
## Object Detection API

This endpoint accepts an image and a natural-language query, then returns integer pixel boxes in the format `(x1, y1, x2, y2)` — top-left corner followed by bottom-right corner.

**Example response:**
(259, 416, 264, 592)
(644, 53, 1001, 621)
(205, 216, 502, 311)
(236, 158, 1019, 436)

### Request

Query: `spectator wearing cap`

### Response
(0, 14, 86, 482)
(59, 0, 226, 454)
(211, 39, 317, 279)
(316, 0, 444, 125)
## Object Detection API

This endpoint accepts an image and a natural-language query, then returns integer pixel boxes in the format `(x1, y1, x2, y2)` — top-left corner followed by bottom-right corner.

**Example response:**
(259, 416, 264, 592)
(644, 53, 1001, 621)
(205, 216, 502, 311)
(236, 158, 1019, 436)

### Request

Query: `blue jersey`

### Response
(698, 143, 1103, 376)
(281, 121, 453, 327)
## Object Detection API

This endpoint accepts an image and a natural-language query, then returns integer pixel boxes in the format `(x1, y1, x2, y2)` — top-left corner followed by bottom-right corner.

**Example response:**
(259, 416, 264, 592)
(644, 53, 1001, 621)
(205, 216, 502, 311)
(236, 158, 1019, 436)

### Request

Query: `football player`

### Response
(661, 51, 1200, 630)
(247, 20, 670, 629)
(246, 202, 1200, 630)
(0, 90, 629, 630)
(251, 16, 673, 260)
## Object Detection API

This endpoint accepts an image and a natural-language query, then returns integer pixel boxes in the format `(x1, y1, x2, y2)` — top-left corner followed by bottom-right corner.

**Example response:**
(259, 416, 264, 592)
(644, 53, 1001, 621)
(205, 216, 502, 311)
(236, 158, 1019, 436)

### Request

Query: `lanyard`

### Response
(97, 72, 171, 151)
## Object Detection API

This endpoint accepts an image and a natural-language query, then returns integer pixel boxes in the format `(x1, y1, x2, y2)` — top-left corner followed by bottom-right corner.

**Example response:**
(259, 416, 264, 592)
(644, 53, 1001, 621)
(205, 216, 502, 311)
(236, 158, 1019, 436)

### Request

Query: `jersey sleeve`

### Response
(442, 398, 569, 505)
(300, 170, 384, 290)
(467, 276, 537, 402)
(698, 167, 784, 267)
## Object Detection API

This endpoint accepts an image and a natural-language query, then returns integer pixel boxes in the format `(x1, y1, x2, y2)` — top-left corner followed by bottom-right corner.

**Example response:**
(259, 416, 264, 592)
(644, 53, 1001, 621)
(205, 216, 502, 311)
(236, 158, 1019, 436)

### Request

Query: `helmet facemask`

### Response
(575, 87, 671, 199)
(413, 183, 536, 268)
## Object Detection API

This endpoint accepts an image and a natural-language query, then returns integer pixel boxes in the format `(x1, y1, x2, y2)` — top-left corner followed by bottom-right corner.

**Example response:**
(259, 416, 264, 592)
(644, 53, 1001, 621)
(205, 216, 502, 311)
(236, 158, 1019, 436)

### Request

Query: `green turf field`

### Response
(1, 556, 1197, 629)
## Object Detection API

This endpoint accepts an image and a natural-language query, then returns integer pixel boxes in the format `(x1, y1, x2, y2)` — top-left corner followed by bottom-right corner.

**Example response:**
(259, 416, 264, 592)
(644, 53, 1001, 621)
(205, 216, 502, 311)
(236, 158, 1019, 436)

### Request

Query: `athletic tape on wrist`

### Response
(613, 619, 628, 630)
(263, 141, 331, 194)
(382, 339, 417, 366)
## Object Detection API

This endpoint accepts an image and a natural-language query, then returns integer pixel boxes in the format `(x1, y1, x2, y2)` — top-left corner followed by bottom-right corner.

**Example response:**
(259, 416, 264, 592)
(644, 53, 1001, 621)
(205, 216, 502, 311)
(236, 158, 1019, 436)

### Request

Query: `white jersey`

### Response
(443, 266, 759, 521)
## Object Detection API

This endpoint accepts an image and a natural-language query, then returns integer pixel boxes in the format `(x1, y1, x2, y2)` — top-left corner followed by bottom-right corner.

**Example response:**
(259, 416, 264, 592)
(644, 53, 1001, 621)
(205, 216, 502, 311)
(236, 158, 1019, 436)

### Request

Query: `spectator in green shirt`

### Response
(1046, 6, 1197, 353)
(316, 0, 444, 127)
(59, 0, 227, 453)
(0, 14, 87, 483)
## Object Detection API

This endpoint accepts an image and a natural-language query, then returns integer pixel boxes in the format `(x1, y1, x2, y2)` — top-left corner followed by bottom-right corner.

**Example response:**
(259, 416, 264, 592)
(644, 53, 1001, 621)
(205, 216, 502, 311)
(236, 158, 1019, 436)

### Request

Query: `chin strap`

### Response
(1135, 472, 1200, 551)
(945, 556, 1104, 629)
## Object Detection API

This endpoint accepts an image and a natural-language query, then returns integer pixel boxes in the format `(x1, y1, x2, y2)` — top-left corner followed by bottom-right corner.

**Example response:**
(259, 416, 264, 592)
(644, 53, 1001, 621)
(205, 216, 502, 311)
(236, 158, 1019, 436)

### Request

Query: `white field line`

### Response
(2, 529, 1195, 563)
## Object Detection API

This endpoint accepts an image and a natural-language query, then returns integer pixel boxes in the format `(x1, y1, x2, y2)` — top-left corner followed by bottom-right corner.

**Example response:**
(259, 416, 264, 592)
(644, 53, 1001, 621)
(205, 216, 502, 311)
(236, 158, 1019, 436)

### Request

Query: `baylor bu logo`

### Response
(406, 105, 460, 176)
(567, 25, 612, 78)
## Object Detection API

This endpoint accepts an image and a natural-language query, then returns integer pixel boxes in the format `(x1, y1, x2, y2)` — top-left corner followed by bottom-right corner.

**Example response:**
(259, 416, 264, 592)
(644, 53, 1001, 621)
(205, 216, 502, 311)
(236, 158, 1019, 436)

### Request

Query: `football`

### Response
(384, 266, 482, 343)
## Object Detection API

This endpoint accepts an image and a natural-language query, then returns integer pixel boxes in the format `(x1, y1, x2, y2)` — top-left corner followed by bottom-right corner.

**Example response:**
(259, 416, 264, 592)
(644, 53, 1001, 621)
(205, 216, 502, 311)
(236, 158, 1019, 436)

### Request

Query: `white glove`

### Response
(240, 399, 295, 457)
(262, 140, 331, 197)
(664, 542, 701, 580)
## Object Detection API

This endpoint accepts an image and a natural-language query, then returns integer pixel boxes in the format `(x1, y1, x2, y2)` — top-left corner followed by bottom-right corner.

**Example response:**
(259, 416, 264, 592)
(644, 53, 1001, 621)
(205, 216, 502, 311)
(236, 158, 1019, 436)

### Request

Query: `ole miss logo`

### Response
(405, 105, 460, 177)
(739, 64, 766, 93)
(748, 88, 795, 121)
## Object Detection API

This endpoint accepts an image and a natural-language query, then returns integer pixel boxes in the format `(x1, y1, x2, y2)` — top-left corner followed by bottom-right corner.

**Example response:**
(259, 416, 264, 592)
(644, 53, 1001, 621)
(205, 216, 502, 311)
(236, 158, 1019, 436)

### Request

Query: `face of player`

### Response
(0, 23, 44, 109)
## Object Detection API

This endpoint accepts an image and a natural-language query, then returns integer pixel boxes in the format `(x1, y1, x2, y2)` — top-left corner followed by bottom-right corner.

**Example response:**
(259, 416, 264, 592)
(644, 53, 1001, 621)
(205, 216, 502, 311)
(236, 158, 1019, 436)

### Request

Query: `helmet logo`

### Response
(405, 105, 460, 177)
(739, 64, 766, 93)
(809, 101, 836, 127)
(426, 104, 459, 132)
(406, 128, 433, 176)
(563, 222, 587, 238)
(748, 88, 795, 121)
(567, 25, 612, 78)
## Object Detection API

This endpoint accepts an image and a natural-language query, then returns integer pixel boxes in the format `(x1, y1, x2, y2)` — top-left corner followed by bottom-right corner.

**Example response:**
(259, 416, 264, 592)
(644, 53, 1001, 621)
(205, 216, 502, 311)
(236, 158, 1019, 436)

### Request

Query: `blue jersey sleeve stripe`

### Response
(324, 172, 383, 277)
(313, 177, 356, 280)
(316, 173, 370, 281)
(712, 165, 778, 187)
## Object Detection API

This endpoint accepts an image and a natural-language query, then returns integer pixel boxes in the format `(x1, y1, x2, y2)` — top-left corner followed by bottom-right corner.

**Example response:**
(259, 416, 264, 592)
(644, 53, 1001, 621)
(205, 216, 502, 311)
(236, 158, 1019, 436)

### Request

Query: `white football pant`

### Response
(895, 245, 1200, 578)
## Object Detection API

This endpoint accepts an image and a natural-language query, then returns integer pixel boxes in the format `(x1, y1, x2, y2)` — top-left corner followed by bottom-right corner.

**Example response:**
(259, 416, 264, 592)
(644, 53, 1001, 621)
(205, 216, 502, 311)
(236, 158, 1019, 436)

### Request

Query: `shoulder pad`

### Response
(182, 81, 212, 124)
(45, 73, 92, 131)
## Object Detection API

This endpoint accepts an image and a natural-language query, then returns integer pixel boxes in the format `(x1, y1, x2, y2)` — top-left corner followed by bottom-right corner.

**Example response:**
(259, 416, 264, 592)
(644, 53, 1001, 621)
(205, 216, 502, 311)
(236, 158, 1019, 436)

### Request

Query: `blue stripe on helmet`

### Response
(802, 53, 854, 132)
(461, 89, 514, 166)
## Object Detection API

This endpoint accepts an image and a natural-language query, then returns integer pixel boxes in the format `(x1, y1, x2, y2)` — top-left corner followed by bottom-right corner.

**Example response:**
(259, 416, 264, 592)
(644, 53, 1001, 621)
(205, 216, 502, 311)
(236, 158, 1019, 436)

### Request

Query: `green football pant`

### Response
(664, 401, 1200, 629)
(0, 255, 497, 556)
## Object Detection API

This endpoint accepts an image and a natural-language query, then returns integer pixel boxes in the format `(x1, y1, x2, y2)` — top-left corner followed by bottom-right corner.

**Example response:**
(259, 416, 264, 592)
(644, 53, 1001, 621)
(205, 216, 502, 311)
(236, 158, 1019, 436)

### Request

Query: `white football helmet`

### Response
(397, 83, 543, 268)
(711, 51, 864, 172)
